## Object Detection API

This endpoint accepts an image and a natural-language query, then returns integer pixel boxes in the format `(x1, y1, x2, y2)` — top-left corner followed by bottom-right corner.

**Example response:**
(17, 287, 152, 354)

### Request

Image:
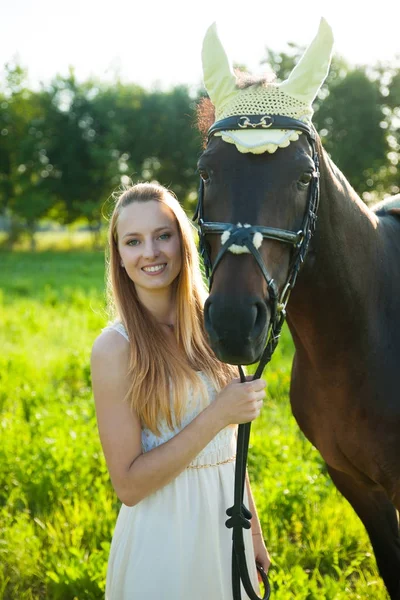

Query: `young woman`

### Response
(91, 182, 270, 599)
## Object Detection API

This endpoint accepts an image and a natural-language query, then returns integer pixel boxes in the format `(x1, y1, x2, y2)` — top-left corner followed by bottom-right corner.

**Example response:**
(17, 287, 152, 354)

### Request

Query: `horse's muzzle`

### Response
(204, 295, 269, 364)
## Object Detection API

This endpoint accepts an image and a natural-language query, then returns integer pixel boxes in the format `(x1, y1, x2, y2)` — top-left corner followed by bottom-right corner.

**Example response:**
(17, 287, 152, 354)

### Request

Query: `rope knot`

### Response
(225, 503, 253, 530)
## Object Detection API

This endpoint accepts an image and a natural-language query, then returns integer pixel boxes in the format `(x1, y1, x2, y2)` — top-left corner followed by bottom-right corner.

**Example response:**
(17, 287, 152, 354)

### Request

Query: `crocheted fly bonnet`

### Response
(201, 18, 334, 154)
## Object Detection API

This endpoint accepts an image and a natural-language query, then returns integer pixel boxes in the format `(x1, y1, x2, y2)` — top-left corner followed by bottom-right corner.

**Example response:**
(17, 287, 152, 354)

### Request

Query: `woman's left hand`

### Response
(252, 533, 271, 580)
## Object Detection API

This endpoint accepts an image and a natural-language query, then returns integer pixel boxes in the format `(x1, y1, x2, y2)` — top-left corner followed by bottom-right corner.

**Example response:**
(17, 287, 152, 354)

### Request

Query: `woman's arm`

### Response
(246, 471, 262, 535)
(91, 329, 266, 507)
(246, 471, 271, 574)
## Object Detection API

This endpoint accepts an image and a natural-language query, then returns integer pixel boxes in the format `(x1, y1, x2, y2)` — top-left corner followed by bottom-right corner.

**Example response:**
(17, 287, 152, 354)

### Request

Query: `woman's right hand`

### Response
(212, 376, 266, 428)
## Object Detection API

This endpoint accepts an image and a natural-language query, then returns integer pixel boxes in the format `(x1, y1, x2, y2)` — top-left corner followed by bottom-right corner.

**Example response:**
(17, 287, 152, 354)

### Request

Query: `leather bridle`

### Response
(193, 114, 321, 600)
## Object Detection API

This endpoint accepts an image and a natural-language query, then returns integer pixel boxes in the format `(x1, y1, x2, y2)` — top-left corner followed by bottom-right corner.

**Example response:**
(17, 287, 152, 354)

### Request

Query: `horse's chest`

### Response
(290, 385, 350, 460)
(290, 367, 400, 486)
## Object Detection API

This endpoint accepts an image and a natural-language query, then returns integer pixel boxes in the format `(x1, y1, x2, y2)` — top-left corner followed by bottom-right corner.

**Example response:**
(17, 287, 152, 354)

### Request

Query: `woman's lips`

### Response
(141, 263, 167, 275)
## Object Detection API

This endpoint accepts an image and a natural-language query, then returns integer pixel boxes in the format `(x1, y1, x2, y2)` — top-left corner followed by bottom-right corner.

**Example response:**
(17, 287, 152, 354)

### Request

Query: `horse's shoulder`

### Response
(371, 194, 400, 218)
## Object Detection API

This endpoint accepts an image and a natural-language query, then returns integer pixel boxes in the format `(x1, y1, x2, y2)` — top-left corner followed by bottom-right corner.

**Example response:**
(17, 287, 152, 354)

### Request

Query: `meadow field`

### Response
(0, 246, 388, 599)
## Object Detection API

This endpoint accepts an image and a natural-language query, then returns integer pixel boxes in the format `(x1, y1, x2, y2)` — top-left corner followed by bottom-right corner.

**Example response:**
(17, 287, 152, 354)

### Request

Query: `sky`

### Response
(2, 0, 400, 92)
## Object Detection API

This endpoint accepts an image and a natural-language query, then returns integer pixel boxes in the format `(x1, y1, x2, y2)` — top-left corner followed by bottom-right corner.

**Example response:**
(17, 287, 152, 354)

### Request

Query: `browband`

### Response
(207, 114, 315, 142)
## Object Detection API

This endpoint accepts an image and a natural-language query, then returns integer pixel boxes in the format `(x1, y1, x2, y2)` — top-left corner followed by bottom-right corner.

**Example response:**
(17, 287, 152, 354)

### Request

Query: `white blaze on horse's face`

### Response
(221, 224, 263, 255)
(201, 18, 334, 155)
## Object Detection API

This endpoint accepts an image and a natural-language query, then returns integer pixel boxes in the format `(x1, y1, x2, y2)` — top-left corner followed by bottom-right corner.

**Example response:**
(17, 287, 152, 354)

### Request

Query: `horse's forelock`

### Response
(196, 70, 276, 146)
(196, 97, 215, 146)
(234, 68, 276, 89)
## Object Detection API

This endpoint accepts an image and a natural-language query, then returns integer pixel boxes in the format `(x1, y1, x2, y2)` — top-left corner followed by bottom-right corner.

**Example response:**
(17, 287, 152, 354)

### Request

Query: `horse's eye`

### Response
(199, 169, 210, 182)
(299, 172, 313, 185)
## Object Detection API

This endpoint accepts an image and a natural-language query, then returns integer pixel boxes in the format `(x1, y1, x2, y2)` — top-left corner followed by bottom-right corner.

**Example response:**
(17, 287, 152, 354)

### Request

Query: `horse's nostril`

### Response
(253, 301, 267, 338)
(204, 296, 267, 341)
(202, 294, 269, 363)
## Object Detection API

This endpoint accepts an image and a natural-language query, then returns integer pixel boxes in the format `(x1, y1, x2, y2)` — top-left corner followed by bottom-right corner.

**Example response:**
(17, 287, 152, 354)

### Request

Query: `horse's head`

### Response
(198, 130, 317, 364)
(196, 19, 334, 365)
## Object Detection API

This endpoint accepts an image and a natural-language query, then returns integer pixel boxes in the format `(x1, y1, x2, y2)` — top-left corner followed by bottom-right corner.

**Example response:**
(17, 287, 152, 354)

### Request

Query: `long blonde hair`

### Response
(106, 182, 237, 435)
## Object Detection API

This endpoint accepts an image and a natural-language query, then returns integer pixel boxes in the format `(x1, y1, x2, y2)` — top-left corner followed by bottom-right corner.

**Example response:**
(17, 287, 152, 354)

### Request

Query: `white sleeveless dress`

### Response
(103, 322, 259, 600)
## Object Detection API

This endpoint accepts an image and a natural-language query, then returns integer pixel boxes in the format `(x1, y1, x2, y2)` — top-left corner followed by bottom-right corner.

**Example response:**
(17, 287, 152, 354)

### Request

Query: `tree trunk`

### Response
(6, 215, 24, 250)
(89, 220, 103, 250)
(27, 221, 37, 252)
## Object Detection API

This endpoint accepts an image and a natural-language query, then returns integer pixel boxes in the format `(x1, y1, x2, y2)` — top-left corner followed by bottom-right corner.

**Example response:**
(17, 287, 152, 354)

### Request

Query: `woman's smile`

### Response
(141, 263, 167, 275)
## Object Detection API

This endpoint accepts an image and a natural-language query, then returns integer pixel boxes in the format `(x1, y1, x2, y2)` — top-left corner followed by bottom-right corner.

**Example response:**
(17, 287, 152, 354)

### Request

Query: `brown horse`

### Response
(196, 21, 400, 600)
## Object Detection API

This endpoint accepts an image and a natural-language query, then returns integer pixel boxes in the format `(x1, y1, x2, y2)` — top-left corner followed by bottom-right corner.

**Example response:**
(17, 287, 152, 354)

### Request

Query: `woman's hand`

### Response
(252, 532, 271, 580)
(212, 376, 266, 428)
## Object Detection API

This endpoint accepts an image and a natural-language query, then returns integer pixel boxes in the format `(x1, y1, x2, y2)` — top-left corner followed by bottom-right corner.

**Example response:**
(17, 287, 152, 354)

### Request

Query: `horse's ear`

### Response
(201, 22, 237, 109)
(280, 17, 334, 105)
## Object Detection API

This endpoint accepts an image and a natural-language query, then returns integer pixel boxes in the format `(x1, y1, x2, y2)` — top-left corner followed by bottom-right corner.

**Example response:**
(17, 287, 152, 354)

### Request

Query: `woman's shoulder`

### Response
(91, 322, 129, 363)
(101, 321, 129, 341)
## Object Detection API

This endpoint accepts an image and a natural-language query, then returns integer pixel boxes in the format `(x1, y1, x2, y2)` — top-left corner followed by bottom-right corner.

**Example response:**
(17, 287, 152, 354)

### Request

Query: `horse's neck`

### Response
(314, 149, 379, 281)
(287, 146, 379, 363)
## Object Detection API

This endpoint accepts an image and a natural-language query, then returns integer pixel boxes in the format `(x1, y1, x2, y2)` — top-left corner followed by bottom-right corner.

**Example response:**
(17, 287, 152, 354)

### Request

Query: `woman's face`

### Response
(117, 200, 182, 295)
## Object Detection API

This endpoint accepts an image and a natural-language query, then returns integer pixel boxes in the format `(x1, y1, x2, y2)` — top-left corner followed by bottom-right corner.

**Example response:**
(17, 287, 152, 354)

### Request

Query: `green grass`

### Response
(0, 248, 387, 599)
(0, 229, 107, 252)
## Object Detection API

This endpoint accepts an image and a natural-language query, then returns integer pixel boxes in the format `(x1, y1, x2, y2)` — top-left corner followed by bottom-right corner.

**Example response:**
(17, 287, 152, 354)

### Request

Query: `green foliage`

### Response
(0, 63, 57, 242)
(260, 45, 398, 202)
(0, 68, 203, 248)
(0, 248, 388, 599)
(313, 69, 388, 196)
(1, 50, 400, 249)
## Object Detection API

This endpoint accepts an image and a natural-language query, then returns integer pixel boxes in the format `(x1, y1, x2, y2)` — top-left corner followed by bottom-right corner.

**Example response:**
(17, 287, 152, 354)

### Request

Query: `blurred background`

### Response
(2, 0, 400, 249)
(1, 1, 399, 598)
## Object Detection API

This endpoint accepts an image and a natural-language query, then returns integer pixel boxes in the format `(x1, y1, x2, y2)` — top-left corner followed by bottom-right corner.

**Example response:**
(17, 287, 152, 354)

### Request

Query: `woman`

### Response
(91, 182, 270, 599)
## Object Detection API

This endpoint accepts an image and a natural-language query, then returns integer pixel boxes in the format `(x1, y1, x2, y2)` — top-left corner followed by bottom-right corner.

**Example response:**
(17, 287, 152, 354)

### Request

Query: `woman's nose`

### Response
(142, 240, 160, 258)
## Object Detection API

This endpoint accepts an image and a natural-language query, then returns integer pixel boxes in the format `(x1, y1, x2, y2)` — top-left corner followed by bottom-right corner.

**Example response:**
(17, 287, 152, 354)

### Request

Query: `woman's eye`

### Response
(127, 239, 140, 246)
(159, 233, 171, 240)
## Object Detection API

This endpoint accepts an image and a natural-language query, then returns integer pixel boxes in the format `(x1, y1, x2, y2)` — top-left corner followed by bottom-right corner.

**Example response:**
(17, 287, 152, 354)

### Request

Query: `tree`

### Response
(108, 84, 202, 209)
(37, 72, 124, 244)
(261, 46, 390, 200)
(0, 62, 56, 248)
(377, 59, 400, 197)
(313, 69, 388, 198)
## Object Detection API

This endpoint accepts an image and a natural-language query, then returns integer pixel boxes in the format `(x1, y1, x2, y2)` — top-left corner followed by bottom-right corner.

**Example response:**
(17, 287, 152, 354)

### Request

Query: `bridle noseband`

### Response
(193, 114, 321, 600)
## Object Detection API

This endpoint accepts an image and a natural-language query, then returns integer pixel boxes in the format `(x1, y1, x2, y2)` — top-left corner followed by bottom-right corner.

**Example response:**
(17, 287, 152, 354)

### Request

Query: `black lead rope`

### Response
(226, 315, 284, 600)
(194, 113, 321, 600)
(225, 184, 319, 599)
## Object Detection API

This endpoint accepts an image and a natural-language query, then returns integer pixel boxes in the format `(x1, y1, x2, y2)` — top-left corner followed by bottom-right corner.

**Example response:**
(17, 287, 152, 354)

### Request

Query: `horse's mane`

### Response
(196, 70, 276, 146)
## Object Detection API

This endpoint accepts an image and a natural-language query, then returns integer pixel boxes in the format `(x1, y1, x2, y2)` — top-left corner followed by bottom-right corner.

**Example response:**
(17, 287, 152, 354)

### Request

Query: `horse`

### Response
(196, 19, 400, 600)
